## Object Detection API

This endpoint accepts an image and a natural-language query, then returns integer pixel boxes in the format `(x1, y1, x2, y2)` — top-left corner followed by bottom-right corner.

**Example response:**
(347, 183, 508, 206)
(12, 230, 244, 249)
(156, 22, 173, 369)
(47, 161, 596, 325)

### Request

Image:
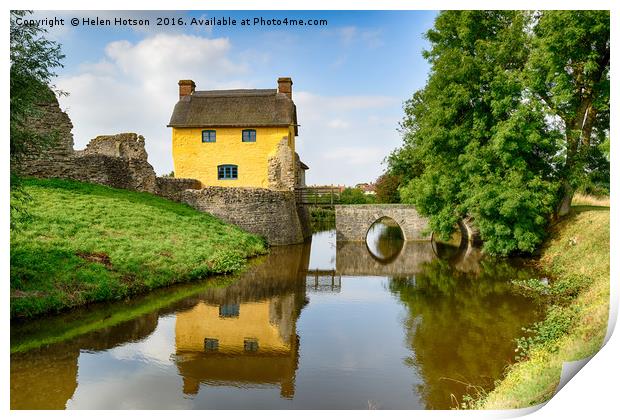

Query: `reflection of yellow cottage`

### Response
(168, 77, 307, 189)
(175, 295, 300, 398)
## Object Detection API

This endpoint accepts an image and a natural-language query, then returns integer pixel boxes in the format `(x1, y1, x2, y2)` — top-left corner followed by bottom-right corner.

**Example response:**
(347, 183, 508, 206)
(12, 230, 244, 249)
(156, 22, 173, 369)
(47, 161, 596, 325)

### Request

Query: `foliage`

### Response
(10, 178, 267, 318)
(10, 10, 65, 229)
(374, 173, 401, 203)
(389, 11, 609, 256)
(478, 207, 609, 408)
(340, 187, 374, 204)
(309, 207, 335, 232)
(514, 306, 578, 361)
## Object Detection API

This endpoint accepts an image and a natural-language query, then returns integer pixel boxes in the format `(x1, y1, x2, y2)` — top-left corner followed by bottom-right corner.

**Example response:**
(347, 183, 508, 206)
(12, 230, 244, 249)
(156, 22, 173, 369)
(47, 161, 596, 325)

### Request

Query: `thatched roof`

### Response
(168, 89, 298, 134)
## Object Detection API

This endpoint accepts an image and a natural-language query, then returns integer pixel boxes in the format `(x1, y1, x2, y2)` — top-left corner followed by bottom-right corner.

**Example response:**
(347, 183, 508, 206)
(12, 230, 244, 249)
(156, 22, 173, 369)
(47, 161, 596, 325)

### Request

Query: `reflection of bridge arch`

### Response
(336, 241, 436, 276)
(430, 220, 475, 262)
(365, 216, 406, 264)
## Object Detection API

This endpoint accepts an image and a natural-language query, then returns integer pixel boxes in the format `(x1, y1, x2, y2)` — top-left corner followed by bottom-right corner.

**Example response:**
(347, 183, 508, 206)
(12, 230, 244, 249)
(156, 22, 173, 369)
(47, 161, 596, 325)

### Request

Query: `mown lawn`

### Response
(476, 204, 610, 409)
(10, 178, 267, 318)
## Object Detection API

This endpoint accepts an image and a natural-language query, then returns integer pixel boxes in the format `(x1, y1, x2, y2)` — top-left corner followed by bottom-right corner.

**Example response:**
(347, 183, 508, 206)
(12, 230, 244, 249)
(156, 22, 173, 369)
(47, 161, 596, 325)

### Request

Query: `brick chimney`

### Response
(277, 77, 293, 99)
(178, 80, 195, 99)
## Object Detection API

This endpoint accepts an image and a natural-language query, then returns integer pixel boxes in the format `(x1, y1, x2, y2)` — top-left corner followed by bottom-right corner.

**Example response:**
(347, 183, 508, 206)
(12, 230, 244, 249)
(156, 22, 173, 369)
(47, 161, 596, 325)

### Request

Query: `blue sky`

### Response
(42, 10, 438, 185)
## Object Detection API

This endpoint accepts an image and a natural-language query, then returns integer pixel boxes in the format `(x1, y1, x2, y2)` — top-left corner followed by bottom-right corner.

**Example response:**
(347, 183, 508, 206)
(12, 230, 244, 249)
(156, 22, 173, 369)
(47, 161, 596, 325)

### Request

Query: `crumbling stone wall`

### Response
(181, 187, 311, 245)
(156, 177, 202, 202)
(268, 138, 296, 190)
(13, 100, 158, 194)
(15, 95, 76, 179)
(73, 133, 158, 193)
(77, 133, 148, 160)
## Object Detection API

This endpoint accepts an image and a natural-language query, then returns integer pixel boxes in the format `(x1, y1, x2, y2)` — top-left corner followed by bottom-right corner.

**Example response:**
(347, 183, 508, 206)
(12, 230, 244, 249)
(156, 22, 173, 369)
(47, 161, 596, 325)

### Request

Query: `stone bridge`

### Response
(334, 204, 431, 242)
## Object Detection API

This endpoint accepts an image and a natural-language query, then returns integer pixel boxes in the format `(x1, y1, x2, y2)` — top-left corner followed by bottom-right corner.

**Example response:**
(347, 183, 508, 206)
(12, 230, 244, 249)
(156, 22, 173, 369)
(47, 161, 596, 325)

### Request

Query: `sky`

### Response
(38, 10, 437, 186)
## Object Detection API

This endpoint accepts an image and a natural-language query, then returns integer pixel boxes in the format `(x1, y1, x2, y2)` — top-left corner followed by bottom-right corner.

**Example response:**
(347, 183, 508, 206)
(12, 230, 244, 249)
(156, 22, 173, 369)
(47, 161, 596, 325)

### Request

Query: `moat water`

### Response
(11, 222, 544, 409)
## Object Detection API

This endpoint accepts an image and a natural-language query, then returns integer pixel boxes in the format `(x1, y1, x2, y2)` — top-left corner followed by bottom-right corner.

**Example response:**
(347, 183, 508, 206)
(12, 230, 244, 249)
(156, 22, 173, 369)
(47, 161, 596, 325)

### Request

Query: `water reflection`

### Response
(389, 257, 542, 408)
(365, 217, 405, 262)
(11, 230, 543, 409)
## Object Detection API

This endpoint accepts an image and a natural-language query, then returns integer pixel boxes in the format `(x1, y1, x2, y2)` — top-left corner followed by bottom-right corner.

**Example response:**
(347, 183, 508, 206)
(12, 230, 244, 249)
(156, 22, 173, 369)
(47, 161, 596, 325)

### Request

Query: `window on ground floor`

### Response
(218, 164, 238, 180)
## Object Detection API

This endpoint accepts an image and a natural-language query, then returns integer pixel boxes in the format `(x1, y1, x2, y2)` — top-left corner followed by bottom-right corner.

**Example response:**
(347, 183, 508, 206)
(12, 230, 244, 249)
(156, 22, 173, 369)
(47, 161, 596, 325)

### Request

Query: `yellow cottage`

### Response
(168, 77, 308, 189)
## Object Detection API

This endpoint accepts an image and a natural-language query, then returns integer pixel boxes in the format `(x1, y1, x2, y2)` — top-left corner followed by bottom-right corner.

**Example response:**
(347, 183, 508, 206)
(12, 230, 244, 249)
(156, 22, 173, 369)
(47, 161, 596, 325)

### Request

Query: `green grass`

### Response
(472, 205, 610, 409)
(10, 178, 267, 318)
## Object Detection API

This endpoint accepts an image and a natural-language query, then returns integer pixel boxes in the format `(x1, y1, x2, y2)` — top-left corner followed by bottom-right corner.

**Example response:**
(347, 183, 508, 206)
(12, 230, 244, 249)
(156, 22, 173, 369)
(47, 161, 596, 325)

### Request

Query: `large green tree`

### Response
(389, 10, 609, 255)
(527, 11, 610, 214)
(10, 10, 65, 228)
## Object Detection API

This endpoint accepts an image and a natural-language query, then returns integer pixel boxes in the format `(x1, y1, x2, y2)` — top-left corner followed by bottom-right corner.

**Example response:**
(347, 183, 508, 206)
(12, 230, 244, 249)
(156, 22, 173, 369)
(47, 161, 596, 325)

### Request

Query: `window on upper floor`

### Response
(242, 129, 256, 142)
(218, 164, 238, 180)
(202, 130, 216, 143)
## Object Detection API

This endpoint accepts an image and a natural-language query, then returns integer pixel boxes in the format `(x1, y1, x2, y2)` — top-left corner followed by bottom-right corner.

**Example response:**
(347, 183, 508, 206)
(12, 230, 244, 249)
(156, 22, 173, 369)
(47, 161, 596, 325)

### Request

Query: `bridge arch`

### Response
(335, 204, 479, 245)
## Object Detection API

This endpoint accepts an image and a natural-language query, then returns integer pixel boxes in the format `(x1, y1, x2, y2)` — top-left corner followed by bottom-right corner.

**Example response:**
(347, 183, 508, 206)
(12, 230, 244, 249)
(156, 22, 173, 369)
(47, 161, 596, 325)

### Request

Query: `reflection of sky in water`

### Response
(107, 315, 176, 367)
(68, 317, 190, 409)
(307, 230, 336, 269)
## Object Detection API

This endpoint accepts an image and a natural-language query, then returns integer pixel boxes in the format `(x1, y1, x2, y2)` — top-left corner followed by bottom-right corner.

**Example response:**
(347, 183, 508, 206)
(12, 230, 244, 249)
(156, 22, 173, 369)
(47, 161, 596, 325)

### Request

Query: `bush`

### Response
(340, 187, 374, 204)
(374, 173, 401, 203)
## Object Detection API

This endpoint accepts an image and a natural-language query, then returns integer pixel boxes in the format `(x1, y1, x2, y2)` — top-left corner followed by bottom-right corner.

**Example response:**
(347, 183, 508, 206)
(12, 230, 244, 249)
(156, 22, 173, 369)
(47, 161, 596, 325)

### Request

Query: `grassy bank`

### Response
(10, 178, 267, 319)
(472, 205, 610, 409)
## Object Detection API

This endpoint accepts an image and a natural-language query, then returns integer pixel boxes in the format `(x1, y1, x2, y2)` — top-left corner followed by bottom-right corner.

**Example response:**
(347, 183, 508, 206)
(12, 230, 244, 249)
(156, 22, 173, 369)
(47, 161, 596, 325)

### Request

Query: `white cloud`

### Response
(294, 91, 402, 186)
(56, 33, 250, 174)
(340, 26, 357, 45)
(323, 146, 386, 165)
(336, 26, 384, 49)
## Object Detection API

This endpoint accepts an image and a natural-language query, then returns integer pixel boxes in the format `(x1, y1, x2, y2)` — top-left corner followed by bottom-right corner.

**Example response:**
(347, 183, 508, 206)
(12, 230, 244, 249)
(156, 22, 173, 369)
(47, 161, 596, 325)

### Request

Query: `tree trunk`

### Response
(558, 182, 574, 217)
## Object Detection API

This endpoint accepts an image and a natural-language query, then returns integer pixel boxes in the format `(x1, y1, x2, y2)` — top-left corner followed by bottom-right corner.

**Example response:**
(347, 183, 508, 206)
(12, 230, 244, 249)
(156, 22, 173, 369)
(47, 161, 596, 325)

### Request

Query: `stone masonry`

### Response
(181, 187, 310, 245)
(156, 177, 203, 202)
(14, 98, 158, 194)
(268, 137, 297, 190)
(334, 204, 432, 242)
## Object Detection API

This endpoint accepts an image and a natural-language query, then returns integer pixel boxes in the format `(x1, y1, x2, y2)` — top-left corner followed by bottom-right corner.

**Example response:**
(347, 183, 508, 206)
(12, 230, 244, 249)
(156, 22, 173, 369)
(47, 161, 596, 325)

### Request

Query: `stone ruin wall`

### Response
(14, 96, 310, 245)
(181, 187, 310, 246)
(15, 97, 158, 194)
(268, 137, 297, 190)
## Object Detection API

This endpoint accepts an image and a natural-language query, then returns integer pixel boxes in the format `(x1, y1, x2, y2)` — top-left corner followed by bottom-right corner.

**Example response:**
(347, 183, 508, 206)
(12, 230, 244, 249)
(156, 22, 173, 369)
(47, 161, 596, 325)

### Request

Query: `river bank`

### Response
(474, 204, 610, 409)
(10, 178, 267, 319)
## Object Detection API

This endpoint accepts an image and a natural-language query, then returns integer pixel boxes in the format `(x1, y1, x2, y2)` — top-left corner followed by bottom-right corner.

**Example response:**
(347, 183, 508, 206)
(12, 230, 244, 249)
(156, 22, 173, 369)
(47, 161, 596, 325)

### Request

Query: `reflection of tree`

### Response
(388, 257, 543, 409)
